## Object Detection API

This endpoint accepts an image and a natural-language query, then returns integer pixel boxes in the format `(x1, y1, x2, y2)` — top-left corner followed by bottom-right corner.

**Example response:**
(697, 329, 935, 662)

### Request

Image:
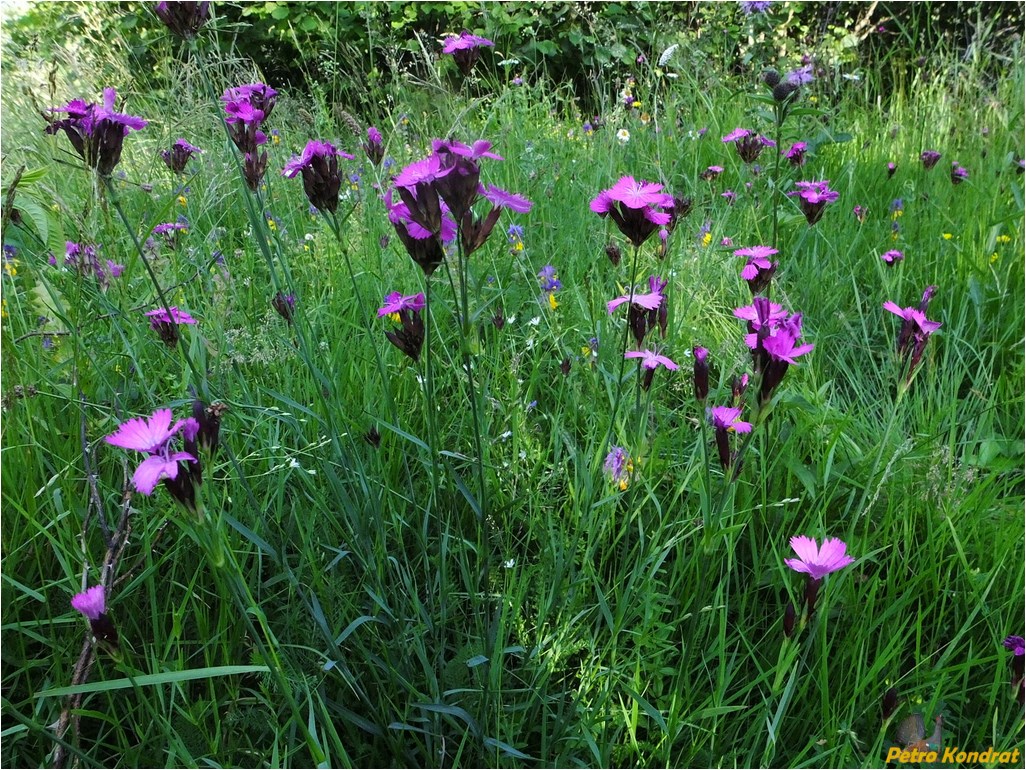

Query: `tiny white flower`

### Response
(503, 559, 516, 569)
(499, 430, 513, 441)
(616, 128, 631, 144)
(289, 458, 301, 469)
(304, 233, 315, 241)
(528, 316, 541, 326)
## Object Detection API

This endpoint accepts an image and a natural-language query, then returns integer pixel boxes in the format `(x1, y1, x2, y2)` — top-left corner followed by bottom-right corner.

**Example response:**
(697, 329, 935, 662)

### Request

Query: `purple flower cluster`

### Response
(222, 82, 278, 190)
(55, 241, 124, 289)
(44, 87, 147, 177)
(386, 139, 531, 275)
(950, 162, 969, 185)
(722, 128, 776, 164)
(734, 297, 814, 402)
(789, 180, 839, 225)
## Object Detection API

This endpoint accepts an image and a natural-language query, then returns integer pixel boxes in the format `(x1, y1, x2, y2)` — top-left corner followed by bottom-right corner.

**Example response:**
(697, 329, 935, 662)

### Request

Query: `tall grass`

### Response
(1, 9, 1023, 768)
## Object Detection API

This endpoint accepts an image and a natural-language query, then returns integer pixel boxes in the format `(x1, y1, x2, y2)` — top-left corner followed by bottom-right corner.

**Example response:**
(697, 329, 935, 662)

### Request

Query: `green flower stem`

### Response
(101, 178, 208, 399)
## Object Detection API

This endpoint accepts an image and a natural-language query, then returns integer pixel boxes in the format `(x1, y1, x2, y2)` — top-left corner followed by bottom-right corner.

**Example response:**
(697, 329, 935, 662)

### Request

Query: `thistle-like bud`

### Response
(773, 82, 799, 102)
(762, 69, 781, 88)
(693, 347, 709, 401)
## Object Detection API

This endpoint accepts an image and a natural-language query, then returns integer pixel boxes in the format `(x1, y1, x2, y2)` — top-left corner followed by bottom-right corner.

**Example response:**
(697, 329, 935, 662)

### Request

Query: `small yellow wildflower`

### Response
(809, 95, 818, 104)
(990, 252, 999, 264)
(267, 219, 277, 231)
(177, 195, 187, 207)
(997, 234, 1011, 244)
(942, 233, 953, 240)
(1, 299, 7, 318)
(702, 232, 713, 248)
(548, 293, 559, 310)
(388, 312, 400, 323)
(272, 134, 281, 145)
(50, 203, 60, 213)
(4, 260, 17, 277)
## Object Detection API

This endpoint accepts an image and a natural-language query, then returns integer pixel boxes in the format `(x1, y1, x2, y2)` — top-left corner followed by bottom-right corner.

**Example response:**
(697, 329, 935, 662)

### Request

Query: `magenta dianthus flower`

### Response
(44, 87, 147, 177)
(789, 180, 839, 225)
(105, 408, 199, 497)
(71, 583, 119, 645)
(920, 150, 942, 170)
(442, 30, 494, 76)
(591, 176, 674, 247)
(378, 291, 426, 317)
(784, 535, 854, 580)
(283, 140, 354, 214)
(722, 128, 776, 163)
(708, 405, 752, 472)
(884, 297, 941, 379)
(881, 249, 904, 266)
(145, 306, 197, 347)
(784, 141, 807, 167)
(734, 245, 778, 291)
(160, 138, 202, 174)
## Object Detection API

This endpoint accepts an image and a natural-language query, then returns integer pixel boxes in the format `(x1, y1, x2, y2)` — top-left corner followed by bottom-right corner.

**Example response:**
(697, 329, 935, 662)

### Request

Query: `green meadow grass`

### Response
(1, 19, 1023, 769)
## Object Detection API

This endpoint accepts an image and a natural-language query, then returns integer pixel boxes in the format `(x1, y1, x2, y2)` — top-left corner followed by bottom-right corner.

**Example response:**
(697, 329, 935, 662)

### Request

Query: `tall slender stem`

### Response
(598, 243, 642, 462)
(102, 178, 208, 399)
(770, 103, 785, 251)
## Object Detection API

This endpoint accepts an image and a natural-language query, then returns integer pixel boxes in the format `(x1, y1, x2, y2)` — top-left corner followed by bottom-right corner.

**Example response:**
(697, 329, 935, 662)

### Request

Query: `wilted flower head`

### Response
(784, 535, 854, 580)
(700, 165, 724, 181)
(853, 205, 867, 223)
(45, 87, 148, 177)
(154, 1, 210, 38)
(282, 140, 354, 214)
(442, 29, 494, 76)
(223, 83, 277, 189)
(722, 128, 776, 163)
(920, 150, 942, 170)
(693, 346, 709, 401)
(160, 138, 201, 174)
(950, 162, 969, 185)
(60, 241, 123, 289)
(789, 180, 839, 225)
(590, 176, 674, 247)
